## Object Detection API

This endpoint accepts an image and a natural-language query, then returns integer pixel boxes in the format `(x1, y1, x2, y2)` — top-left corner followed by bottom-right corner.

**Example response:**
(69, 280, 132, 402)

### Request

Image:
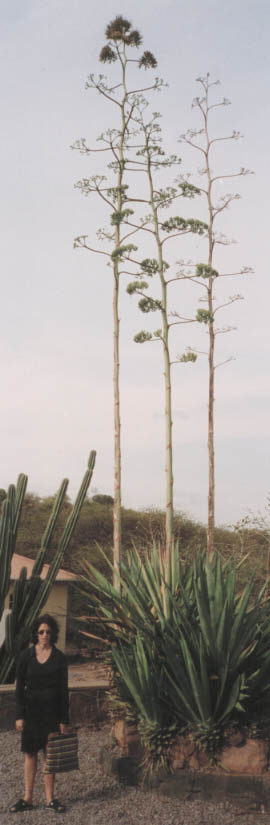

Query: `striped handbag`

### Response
(45, 730, 79, 774)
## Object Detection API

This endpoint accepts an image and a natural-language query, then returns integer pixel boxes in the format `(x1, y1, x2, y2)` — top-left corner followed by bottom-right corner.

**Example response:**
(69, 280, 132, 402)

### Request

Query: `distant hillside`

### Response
(12, 492, 268, 582)
(11, 493, 269, 647)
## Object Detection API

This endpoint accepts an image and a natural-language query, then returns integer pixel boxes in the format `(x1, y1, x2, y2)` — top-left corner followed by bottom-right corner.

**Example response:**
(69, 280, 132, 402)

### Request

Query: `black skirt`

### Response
(21, 705, 60, 753)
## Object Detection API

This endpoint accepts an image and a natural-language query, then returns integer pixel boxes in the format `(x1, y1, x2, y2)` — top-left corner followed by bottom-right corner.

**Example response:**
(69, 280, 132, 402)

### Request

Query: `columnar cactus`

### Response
(0, 474, 28, 622)
(0, 450, 96, 683)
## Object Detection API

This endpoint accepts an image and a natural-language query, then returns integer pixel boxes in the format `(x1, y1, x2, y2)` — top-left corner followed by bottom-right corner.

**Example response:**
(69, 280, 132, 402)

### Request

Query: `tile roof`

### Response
(10, 553, 76, 581)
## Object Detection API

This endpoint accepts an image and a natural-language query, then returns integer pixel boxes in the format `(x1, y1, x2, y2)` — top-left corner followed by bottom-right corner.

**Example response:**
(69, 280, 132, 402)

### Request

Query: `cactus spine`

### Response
(0, 450, 96, 683)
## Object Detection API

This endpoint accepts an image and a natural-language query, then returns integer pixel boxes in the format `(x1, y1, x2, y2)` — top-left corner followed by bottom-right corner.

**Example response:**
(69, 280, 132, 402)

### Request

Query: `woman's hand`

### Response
(59, 723, 68, 734)
(16, 719, 24, 732)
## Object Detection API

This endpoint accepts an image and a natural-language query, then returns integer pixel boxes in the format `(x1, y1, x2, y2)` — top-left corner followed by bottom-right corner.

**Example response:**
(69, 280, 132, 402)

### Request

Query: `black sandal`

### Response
(47, 799, 66, 813)
(9, 798, 33, 813)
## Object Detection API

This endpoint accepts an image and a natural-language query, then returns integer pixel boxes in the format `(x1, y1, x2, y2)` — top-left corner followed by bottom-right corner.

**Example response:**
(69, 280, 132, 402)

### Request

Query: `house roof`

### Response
(10, 553, 76, 582)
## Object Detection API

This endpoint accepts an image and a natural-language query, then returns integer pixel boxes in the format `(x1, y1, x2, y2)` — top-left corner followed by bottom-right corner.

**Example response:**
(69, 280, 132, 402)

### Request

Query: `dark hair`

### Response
(31, 613, 59, 645)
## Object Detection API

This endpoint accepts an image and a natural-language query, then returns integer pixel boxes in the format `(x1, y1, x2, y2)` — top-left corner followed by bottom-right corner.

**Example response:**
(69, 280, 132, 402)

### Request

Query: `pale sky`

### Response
(1, 0, 269, 527)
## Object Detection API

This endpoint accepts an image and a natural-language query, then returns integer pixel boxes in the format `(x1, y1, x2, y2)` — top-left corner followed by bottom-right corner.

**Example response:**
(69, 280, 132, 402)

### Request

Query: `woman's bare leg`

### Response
(24, 753, 38, 803)
(43, 763, 55, 805)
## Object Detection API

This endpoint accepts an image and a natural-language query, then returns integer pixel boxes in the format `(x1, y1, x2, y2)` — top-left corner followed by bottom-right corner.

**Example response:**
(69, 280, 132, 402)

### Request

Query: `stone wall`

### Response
(113, 720, 270, 776)
(100, 720, 270, 810)
(0, 684, 108, 731)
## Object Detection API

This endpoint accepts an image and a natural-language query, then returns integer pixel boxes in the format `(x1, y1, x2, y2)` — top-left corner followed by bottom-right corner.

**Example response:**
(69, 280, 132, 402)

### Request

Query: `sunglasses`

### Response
(38, 629, 51, 635)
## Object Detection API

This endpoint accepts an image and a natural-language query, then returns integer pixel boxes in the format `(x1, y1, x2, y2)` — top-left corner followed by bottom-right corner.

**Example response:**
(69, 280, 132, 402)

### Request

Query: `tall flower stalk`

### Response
(73, 17, 158, 584)
(126, 109, 207, 552)
(179, 75, 252, 553)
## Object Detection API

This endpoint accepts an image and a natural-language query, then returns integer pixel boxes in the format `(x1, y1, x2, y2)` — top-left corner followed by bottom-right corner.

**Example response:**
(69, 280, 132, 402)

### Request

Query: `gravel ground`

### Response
(0, 724, 267, 825)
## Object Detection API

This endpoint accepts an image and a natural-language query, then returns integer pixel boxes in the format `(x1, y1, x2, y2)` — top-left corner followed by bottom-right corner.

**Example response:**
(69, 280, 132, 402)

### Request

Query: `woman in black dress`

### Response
(9, 613, 69, 814)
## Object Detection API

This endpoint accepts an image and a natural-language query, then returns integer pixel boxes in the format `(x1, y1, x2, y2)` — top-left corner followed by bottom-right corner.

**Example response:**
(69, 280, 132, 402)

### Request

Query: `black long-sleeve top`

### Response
(16, 645, 69, 725)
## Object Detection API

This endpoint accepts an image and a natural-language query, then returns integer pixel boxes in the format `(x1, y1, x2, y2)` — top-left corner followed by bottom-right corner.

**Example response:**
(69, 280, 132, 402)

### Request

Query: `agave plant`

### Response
(80, 541, 194, 644)
(160, 554, 270, 746)
(79, 545, 270, 771)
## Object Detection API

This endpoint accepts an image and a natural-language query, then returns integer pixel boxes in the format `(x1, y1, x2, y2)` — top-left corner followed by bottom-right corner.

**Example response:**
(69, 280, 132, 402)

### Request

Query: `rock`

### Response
(99, 746, 139, 785)
(220, 738, 268, 775)
(113, 719, 126, 749)
(170, 735, 214, 772)
(113, 722, 269, 778)
(113, 720, 143, 760)
(171, 733, 269, 775)
(197, 749, 214, 771)
(170, 734, 197, 770)
(170, 743, 185, 770)
(189, 753, 200, 771)
(225, 727, 246, 748)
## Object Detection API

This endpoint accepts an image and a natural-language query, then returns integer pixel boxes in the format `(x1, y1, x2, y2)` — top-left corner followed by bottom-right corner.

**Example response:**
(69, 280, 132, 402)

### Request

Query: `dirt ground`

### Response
(2, 724, 266, 825)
